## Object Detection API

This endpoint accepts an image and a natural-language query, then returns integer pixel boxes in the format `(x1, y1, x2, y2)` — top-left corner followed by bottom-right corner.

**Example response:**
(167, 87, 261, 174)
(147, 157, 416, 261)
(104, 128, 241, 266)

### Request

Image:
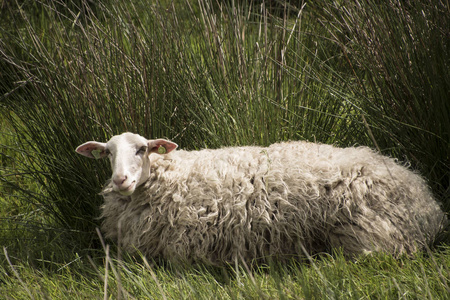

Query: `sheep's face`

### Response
(76, 132, 177, 196)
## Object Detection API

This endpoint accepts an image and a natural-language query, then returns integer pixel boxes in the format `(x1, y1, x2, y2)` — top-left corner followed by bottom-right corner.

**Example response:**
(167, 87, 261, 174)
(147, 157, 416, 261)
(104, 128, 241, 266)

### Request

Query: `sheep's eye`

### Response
(105, 149, 111, 156)
(136, 146, 147, 155)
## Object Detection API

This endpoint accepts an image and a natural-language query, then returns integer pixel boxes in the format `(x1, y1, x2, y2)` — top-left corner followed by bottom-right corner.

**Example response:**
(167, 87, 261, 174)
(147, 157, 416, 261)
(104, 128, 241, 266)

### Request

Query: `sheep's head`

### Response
(76, 132, 177, 196)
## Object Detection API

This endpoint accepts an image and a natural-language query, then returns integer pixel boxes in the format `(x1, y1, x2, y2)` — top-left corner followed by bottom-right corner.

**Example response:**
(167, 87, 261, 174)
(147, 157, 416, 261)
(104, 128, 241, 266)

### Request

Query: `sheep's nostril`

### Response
(113, 175, 127, 186)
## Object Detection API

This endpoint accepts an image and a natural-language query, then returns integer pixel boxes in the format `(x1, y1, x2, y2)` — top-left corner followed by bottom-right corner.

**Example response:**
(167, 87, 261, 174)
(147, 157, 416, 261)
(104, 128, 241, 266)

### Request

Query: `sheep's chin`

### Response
(119, 189, 134, 196)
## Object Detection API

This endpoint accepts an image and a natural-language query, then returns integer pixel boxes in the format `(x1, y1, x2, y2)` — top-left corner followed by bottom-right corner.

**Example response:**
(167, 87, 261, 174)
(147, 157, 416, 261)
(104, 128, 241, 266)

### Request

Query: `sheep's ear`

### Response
(148, 139, 178, 155)
(76, 141, 108, 159)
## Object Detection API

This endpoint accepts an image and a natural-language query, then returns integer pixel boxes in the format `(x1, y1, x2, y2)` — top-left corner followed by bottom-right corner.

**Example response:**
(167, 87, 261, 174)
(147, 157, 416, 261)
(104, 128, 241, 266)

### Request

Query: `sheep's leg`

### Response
(328, 222, 381, 256)
(326, 210, 416, 257)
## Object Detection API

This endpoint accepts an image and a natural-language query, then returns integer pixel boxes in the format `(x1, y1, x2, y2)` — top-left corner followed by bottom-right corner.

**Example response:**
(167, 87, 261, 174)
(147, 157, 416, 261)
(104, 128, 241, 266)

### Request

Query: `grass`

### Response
(0, 0, 449, 298)
(2, 245, 450, 299)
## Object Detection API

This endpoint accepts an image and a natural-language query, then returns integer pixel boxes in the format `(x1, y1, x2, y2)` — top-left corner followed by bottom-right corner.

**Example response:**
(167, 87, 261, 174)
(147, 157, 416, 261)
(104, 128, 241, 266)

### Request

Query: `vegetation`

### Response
(0, 0, 448, 298)
(1, 247, 450, 299)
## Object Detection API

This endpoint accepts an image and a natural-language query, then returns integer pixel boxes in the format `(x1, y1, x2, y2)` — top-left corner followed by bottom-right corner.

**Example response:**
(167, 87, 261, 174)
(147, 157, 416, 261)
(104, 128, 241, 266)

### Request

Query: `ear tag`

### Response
(92, 149, 102, 159)
(157, 146, 167, 154)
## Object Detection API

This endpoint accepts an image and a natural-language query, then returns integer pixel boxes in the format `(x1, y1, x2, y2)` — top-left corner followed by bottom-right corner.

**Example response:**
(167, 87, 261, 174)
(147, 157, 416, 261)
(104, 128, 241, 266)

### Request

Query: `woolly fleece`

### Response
(98, 138, 446, 265)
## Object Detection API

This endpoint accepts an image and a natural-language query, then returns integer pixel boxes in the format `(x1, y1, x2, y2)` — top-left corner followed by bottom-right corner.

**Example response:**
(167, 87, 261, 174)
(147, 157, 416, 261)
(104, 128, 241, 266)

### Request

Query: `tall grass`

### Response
(316, 0, 450, 209)
(0, 0, 363, 253)
(0, 0, 448, 274)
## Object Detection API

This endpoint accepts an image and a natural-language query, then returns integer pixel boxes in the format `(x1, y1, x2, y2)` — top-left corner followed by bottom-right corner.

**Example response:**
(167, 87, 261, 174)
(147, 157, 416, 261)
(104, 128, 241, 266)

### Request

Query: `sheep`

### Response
(76, 132, 446, 265)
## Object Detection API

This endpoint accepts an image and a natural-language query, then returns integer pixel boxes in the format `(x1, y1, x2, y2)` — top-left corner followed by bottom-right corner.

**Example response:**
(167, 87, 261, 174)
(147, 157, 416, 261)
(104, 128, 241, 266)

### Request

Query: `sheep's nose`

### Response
(113, 175, 127, 186)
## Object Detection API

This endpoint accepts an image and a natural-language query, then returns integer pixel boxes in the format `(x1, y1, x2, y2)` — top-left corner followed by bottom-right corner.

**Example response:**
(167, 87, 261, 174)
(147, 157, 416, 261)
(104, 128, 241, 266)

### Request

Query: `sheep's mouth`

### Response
(118, 181, 136, 196)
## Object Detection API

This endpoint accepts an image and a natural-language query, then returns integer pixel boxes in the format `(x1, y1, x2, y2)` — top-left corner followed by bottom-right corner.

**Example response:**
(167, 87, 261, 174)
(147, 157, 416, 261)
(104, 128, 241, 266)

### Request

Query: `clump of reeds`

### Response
(0, 0, 448, 257)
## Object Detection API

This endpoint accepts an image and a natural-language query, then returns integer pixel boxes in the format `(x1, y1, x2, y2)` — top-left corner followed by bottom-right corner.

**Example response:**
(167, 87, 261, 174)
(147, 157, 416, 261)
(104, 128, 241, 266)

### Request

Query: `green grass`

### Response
(0, 0, 449, 298)
(2, 246, 450, 299)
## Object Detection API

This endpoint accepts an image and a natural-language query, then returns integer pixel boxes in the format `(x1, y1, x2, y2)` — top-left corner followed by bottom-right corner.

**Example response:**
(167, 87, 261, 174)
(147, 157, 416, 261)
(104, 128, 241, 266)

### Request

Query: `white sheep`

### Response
(76, 132, 446, 265)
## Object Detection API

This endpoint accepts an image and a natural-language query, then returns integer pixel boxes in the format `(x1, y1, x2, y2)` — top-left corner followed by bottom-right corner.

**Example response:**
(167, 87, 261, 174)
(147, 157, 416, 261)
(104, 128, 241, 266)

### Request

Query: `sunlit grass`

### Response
(1, 245, 449, 299)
